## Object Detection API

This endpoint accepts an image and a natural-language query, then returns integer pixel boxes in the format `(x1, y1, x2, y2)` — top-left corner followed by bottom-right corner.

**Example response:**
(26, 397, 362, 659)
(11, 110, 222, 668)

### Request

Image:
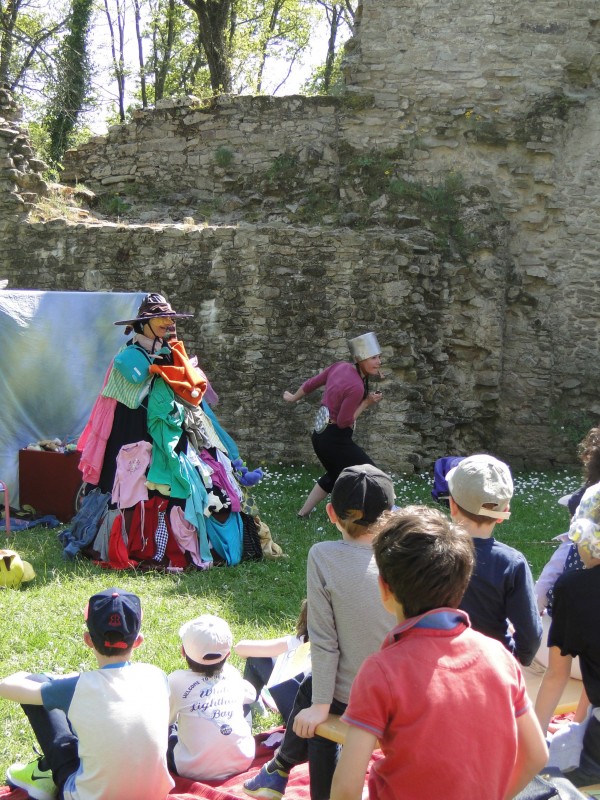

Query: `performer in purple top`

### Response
(283, 332, 384, 518)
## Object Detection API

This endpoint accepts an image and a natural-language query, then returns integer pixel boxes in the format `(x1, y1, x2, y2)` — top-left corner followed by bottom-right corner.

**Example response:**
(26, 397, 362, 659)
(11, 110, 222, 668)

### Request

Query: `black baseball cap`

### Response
(85, 588, 142, 650)
(331, 465, 395, 526)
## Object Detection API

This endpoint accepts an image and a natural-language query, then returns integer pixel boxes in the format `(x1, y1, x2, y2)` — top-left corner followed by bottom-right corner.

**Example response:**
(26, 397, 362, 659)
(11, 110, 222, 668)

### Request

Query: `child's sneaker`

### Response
(243, 763, 289, 800)
(6, 758, 57, 800)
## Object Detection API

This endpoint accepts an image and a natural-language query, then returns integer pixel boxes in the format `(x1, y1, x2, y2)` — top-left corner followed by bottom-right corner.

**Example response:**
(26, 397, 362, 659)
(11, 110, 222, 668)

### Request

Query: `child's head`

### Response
(296, 598, 308, 640)
(446, 454, 513, 523)
(179, 614, 232, 676)
(85, 587, 142, 656)
(330, 464, 395, 537)
(578, 426, 600, 486)
(373, 506, 475, 619)
(568, 483, 600, 566)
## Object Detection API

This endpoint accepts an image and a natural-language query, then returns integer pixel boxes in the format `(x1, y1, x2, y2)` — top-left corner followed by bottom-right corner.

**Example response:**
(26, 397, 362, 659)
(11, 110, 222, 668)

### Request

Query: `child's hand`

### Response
(292, 703, 330, 738)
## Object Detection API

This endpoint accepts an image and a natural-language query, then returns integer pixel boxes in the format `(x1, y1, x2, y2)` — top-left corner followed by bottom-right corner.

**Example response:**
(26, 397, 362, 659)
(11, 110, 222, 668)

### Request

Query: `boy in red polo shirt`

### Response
(331, 506, 548, 800)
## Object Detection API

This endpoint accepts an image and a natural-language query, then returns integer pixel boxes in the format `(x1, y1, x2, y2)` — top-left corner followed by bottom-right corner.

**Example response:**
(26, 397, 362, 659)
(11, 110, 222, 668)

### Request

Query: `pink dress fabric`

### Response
(77, 363, 117, 485)
(170, 505, 211, 569)
(112, 440, 153, 509)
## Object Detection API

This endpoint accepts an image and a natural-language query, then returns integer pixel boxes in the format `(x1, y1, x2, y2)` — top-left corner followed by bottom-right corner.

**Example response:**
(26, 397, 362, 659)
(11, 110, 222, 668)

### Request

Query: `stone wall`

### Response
(1, 219, 511, 472)
(0, 86, 48, 229)
(61, 95, 341, 204)
(2, 0, 600, 472)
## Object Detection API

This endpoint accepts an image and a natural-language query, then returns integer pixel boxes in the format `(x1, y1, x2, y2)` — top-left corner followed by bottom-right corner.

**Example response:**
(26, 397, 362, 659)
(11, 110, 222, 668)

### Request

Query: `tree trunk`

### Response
(323, 3, 341, 93)
(256, 0, 284, 94)
(103, 0, 127, 121)
(181, 0, 232, 94)
(0, 0, 19, 86)
(153, 0, 176, 101)
(133, 0, 147, 107)
(44, 0, 94, 165)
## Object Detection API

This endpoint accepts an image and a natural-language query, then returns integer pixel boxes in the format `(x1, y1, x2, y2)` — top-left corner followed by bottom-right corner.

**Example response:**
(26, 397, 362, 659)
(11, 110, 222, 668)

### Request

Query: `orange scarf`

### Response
(149, 339, 208, 406)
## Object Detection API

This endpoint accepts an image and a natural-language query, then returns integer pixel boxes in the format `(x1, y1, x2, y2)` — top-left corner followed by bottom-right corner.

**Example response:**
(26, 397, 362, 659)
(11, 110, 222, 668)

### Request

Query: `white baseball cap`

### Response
(179, 614, 232, 665)
(446, 454, 513, 520)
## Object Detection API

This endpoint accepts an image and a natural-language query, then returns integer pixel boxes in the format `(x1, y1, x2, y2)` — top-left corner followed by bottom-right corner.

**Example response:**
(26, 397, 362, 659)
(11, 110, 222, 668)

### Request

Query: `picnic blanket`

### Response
(0, 729, 363, 800)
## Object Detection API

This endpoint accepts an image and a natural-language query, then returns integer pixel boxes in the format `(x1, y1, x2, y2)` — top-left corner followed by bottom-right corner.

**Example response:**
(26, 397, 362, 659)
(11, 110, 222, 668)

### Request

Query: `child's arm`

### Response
(534, 645, 572, 733)
(0, 672, 44, 705)
(233, 637, 290, 659)
(507, 560, 543, 666)
(292, 703, 330, 738)
(503, 707, 548, 799)
(534, 539, 570, 613)
(330, 725, 377, 800)
(572, 685, 590, 724)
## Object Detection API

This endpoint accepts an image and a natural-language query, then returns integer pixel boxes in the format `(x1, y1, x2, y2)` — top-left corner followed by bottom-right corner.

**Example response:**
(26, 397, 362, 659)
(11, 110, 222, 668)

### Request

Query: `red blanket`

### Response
(0, 731, 314, 800)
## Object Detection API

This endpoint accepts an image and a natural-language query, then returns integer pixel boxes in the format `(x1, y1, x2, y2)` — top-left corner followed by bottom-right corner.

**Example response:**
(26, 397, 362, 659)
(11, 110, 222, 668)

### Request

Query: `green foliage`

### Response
(265, 152, 301, 188)
(43, 0, 94, 167)
(0, 0, 67, 91)
(97, 193, 132, 216)
(142, 0, 210, 103)
(514, 91, 580, 144)
(549, 405, 597, 449)
(230, 0, 316, 94)
(302, 50, 345, 97)
(215, 145, 234, 168)
(388, 173, 476, 255)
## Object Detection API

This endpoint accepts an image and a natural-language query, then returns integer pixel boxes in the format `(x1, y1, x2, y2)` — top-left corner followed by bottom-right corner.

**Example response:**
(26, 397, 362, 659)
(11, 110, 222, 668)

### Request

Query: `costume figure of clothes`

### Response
(270, 539, 396, 800)
(73, 294, 271, 570)
(458, 536, 543, 666)
(20, 665, 174, 800)
(302, 362, 376, 494)
(168, 663, 256, 781)
(342, 609, 530, 800)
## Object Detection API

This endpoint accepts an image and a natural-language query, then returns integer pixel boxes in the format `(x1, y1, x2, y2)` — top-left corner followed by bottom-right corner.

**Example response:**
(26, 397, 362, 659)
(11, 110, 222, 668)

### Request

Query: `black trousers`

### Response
(312, 426, 375, 494)
(276, 675, 346, 800)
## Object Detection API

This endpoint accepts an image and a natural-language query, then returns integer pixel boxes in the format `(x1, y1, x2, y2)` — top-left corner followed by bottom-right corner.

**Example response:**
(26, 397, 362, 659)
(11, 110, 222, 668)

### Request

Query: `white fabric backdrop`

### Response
(0, 290, 145, 507)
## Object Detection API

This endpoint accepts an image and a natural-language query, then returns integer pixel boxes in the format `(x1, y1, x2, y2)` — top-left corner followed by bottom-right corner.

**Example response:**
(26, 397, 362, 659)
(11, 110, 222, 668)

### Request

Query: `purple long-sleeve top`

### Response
(301, 361, 365, 429)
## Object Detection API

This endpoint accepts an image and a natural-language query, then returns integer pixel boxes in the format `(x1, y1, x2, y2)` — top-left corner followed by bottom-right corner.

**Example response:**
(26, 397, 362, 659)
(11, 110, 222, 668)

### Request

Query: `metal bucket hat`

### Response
(348, 332, 381, 362)
(114, 293, 193, 328)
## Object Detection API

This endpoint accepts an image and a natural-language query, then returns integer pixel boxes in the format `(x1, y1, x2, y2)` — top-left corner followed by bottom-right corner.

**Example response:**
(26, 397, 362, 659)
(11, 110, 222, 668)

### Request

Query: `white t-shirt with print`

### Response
(169, 662, 256, 781)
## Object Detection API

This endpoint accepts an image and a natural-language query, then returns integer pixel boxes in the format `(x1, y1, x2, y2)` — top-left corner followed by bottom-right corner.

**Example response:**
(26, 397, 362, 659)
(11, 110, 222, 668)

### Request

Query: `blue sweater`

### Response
(459, 537, 542, 666)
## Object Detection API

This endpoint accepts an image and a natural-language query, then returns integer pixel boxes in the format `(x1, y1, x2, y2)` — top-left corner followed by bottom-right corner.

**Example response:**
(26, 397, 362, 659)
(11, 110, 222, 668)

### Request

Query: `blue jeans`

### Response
(19, 674, 79, 797)
(276, 675, 346, 800)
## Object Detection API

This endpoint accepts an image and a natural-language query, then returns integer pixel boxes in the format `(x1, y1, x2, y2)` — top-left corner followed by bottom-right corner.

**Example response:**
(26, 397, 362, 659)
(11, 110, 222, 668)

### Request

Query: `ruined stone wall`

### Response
(0, 87, 48, 230)
(340, 0, 600, 465)
(343, 0, 599, 146)
(61, 95, 341, 201)
(3, 0, 600, 471)
(1, 219, 511, 472)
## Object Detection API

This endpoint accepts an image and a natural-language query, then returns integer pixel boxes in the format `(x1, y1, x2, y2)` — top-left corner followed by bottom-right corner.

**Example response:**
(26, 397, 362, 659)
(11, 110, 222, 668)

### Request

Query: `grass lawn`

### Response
(0, 463, 582, 778)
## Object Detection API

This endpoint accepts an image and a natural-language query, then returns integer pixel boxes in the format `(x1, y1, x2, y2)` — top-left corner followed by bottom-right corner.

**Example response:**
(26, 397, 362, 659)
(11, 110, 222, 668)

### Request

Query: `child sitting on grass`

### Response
(234, 599, 309, 721)
(1, 587, 174, 800)
(331, 506, 548, 800)
(168, 613, 257, 782)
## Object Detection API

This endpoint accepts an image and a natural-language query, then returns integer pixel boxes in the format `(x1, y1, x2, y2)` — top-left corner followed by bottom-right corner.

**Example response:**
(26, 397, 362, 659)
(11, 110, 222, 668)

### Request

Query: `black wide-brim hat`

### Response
(114, 293, 193, 326)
